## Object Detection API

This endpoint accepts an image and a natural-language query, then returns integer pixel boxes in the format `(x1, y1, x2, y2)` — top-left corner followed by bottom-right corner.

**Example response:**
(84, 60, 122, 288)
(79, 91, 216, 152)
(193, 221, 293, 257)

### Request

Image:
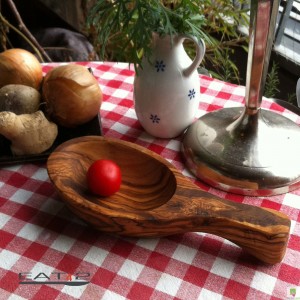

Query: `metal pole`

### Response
(245, 0, 280, 113)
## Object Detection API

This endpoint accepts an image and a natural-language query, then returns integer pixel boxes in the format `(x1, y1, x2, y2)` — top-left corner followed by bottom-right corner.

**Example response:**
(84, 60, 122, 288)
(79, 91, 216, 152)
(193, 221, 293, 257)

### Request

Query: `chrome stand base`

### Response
(182, 108, 300, 196)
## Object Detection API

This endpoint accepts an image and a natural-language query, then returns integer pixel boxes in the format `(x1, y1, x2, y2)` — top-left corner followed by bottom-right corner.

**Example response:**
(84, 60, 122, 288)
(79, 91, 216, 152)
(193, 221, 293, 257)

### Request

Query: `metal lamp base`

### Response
(182, 108, 300, 196)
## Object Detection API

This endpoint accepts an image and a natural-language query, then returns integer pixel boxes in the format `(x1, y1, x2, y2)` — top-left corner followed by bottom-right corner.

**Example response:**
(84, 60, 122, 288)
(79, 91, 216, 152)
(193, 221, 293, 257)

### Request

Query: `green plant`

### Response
(287, 93, 297, 105)
(88, 0, 205, 68)
(209, 49, 239, 82)
(87, 0, 249, 82)
(264, 61, 280, 98)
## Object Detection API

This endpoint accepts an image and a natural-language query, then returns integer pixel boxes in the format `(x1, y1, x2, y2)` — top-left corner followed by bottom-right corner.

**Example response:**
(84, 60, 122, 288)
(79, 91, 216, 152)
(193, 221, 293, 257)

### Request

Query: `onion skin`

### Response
(42, 64, 102, 128)
(0, 48, 43, 90)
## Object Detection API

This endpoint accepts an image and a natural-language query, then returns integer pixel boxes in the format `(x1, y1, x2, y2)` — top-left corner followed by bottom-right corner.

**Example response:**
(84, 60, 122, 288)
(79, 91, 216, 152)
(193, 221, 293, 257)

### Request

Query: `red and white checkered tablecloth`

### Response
(1, 61, 300, 300)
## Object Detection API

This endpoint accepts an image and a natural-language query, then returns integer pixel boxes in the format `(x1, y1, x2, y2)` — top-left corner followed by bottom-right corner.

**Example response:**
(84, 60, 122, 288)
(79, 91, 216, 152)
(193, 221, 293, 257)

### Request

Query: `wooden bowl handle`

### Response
(160, 187, 291, 265)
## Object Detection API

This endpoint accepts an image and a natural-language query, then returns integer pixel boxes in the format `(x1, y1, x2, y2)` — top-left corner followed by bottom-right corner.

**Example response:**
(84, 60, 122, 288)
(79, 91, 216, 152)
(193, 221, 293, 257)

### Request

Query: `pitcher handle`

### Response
(180, 35, 206, 77)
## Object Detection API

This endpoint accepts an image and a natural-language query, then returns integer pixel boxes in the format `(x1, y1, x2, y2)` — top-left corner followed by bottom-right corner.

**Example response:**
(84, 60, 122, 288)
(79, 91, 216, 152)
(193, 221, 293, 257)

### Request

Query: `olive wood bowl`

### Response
(47, 136, 291, 264)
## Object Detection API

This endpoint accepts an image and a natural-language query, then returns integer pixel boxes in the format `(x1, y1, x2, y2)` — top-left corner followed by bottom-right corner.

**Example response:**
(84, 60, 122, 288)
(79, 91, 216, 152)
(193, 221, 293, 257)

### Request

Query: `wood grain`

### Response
(47, 136, 291, 264)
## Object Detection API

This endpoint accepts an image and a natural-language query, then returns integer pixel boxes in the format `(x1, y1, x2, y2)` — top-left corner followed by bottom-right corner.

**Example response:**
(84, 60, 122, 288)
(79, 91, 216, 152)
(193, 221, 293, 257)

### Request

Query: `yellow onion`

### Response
(42, 64, 102, 127)
(0, 48, 43, 90)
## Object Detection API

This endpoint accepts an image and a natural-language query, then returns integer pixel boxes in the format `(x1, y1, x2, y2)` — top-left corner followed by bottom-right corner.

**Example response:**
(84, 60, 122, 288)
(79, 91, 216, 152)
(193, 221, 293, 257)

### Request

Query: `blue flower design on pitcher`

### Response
(150, 114, 160, 123)
(188, 89, 196, 100)
(155, 60, 166, 72)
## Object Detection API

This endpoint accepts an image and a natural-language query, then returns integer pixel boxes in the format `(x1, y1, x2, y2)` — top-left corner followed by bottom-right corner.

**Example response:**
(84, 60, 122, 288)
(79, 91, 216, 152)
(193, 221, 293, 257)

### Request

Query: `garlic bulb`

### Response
(42, 64, 102, 127)
(0, 48, 43, 90)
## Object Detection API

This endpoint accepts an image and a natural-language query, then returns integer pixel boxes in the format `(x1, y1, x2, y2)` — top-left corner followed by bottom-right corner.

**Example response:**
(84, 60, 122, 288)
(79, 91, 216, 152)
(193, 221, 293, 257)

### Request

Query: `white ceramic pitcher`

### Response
(133, 33, 206, 138)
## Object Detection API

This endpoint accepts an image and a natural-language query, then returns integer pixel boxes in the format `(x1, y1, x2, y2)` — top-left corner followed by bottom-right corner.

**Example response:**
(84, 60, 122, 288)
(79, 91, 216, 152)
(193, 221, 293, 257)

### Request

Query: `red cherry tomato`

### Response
(86, 159, 121, 196)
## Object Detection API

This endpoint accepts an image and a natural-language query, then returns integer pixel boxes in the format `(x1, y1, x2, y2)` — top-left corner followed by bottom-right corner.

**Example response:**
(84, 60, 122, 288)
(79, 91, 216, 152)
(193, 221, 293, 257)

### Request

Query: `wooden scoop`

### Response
(47, 136, 291, 264)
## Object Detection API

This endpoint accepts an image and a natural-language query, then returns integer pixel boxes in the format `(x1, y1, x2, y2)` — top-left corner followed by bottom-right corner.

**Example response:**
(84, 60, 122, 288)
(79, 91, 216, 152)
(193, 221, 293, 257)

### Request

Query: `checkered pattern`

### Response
(0, 62, 299, 300)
